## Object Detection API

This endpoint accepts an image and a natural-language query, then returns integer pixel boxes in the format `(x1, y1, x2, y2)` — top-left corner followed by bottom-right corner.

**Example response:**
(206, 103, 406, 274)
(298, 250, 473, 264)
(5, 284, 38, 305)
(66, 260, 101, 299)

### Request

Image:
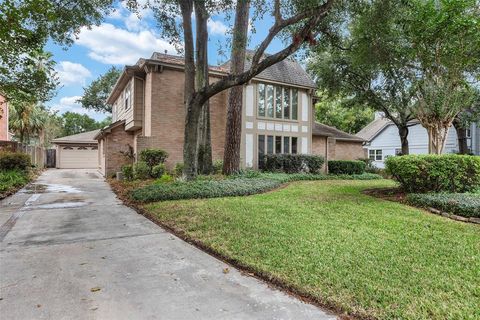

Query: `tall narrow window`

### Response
(258, 84, 265, 117)
(267, 135, 274, 154)
(283, 88, 290, 119)
(291, 89, 298, 120)
(291, 137, 298, 154)
(125, 83, 131, 110)
(275, 136, 282, 154)
(258, 135, 265, 169)
(275, 86, 282, 118)
(266, 85, 274, 118)
(283, 136, 290, 153)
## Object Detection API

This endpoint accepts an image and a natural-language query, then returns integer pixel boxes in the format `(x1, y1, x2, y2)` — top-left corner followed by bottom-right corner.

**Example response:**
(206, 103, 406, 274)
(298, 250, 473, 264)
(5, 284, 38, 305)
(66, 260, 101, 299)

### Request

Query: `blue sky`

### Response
(46, 2, 283, 121)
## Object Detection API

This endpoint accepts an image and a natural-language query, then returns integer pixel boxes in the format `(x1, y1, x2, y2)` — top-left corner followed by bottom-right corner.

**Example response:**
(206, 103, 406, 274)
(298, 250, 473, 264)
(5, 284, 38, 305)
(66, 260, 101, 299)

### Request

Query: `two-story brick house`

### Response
(95, 52, 364, 177)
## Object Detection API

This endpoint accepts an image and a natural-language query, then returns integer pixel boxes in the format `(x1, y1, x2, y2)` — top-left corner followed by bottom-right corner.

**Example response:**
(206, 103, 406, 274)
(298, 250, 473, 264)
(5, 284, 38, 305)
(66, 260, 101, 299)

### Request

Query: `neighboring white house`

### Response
(356, 114, 480, 168)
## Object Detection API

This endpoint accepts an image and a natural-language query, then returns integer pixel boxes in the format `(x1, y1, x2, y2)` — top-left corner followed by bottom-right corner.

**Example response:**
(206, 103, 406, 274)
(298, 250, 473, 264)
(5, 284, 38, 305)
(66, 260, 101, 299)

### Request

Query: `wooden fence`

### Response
(0, 140, 50, 168)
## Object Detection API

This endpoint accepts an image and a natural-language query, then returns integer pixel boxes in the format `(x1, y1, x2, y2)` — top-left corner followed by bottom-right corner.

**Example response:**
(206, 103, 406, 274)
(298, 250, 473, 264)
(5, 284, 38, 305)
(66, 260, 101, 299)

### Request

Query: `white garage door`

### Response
(59, 145, 98, 169)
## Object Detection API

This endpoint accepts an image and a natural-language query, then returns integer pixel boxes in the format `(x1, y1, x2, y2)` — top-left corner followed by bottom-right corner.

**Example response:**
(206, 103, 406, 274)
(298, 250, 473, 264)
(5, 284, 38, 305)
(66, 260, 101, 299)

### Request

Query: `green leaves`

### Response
(77, 67, 121, 113)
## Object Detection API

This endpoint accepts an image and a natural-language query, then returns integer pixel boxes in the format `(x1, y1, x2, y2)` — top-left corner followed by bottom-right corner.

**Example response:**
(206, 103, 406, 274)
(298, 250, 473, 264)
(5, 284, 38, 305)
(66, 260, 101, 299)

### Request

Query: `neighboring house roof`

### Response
(313, 122, 364, 142)
(355, 118, 391, 142)
(52, 129, 100, 144)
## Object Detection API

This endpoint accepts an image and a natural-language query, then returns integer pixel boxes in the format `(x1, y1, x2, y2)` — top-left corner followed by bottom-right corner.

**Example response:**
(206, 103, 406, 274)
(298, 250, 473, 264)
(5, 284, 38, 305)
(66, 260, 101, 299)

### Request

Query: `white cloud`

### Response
(75, 23, 178, 65)
(51, 96, 106, 120)
(55, 61, 91, 86)
(207, 19, 229, 35)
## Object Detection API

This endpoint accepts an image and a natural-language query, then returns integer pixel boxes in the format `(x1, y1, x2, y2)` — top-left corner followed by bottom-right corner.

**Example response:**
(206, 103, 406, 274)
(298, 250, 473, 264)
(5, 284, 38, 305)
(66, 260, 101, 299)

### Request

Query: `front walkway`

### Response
(0, 169, 335, 319)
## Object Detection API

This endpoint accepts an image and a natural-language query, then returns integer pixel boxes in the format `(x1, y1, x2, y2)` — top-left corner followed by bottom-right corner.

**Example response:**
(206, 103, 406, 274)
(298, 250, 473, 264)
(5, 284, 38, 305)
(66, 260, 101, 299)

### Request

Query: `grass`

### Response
(0, 169, 30, 198)
(143, 179, 480, 320)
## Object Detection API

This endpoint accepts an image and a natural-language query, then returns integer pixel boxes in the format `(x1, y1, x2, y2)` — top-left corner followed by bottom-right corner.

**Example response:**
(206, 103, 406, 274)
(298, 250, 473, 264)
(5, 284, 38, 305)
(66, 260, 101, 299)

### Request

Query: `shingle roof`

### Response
(355, 118, 391, 142)
(220, 51, 316, 88)
(52, 129, 100, 144)
(313, 122, 364, 142)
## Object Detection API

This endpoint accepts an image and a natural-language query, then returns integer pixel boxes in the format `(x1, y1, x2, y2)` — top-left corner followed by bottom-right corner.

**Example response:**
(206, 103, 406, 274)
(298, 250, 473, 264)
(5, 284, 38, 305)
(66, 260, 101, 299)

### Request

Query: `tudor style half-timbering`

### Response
(95, 52, 365, 177)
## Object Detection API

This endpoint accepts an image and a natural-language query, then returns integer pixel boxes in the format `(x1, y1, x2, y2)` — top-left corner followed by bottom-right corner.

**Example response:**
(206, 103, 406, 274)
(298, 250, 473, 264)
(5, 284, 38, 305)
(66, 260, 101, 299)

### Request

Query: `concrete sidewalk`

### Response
(0, 169, 336, 320)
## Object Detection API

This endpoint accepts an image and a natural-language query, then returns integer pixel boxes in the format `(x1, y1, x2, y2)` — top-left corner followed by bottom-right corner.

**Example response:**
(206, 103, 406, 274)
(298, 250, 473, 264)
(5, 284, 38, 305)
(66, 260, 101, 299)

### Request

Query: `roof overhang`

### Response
(94, 120, 126, 140)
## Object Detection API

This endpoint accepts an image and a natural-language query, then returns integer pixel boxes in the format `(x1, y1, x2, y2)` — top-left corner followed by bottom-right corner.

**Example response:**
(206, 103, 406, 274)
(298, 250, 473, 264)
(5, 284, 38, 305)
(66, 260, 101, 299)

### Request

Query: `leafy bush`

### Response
(304, 155, 325, 174)
(155, 173, 174, 184)
(121, 164, 134, 181)
(133, 161, 151, 180)
(0, 152, 31, 171)
(132, 178, 282, 202)
(385, 154, 480, 193)
(328, 160, 366, 175)
(407, 193, 480, 218)
(264, 154, 324, 173)
(257, 172, 382, 183)
(213, 160, 223, 174)
(151, 164, 167, 178)
(358, 158, 382, 174)
(139, 148, 168, 170)
(0, 170, 29, 193)
(174, 162, 184, 177)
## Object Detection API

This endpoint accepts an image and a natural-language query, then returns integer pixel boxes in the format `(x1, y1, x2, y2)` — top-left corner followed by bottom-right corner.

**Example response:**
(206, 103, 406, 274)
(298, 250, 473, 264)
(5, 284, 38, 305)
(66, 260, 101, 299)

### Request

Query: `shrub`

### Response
(385, 154, 480, 193)
(264, 154, 324, 174)
(133, 161, 151, 180)
(328, 160, 366, 175)
(0, 170, 29, 193)
(304, 155, 325, 174)
(155, 173, 174, 184)
(132, 178, 281, 202)
(121, 164, 134, 181)
(151, 164, 167, 178)
(407, 193, 480, 218)
(0, 151, 31, 171)
(139, 148, 168, 170)
(213, 160, 223, 174)
(174, 162, 184, 177)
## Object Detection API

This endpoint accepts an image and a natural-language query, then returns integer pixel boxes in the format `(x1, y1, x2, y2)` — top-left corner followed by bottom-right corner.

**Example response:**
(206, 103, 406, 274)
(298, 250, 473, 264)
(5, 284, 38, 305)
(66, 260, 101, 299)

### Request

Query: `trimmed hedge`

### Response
(258, 172, 382, 183)
(407, 193, 480, 218)
(386, 154, 480, 193)
(131, 178, 282, 202)
(0, 152, 31, 171)
(328, 160, 366, 175)
(264, 154, 324, 173)
(139, 148, 168, 169)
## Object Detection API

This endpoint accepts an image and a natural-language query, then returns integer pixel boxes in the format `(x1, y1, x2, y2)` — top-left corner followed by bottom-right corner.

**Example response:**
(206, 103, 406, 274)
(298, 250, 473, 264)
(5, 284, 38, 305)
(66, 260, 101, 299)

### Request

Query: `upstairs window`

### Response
(124, 83, 132, 110)
(257, 83, 298, 120)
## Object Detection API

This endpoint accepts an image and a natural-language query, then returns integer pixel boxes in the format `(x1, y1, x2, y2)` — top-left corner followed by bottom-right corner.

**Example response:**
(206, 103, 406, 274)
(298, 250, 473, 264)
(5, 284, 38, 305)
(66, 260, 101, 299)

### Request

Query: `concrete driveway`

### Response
(0, 169, 335, 320)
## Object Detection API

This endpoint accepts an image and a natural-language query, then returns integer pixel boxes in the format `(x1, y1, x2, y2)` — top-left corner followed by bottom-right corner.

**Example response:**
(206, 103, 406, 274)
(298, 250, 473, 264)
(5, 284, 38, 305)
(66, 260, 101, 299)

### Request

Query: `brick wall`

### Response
(0, 95, 8, 141)
(104, 126, 134, 177)
(335, 140, 365, 160)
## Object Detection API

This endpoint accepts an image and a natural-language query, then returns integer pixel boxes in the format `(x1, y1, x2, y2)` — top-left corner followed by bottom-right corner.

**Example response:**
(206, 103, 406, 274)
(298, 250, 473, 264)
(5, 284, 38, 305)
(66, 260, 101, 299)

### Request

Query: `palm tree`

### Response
(9, 102, 46, 144)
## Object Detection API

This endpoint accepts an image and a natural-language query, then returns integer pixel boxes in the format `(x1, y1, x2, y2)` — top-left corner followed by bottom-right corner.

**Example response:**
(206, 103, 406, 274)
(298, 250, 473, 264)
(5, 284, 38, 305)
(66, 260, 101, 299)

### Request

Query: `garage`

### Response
(52, 129, 100, 169)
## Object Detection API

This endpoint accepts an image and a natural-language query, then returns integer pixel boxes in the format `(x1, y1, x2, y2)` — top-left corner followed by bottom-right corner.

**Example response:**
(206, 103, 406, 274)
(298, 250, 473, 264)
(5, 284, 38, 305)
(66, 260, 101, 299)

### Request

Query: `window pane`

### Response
(258, 84, 265, 117)
(291, 89, 298, 120)
(266, 85, 274, 118)
(267, 135, 274, 154)
(283, 88, 290, 119)
(283, 136, 290, 153)
(376, 150, 382, 161)
(369, 149, 375, 160)
(291, 137, 298, 154)
(275, 136, 282, 154)
(275, 86, 282, 118)
(258, 135, 265, 169)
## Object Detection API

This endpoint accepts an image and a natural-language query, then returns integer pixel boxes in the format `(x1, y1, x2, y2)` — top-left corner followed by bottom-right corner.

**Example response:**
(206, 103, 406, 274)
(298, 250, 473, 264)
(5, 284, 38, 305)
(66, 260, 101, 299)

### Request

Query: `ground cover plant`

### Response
(407, 192, 480, 218)
(143, 179, 480, 320)
(130, 171, 383, 203)
(0, 151, 33, 199)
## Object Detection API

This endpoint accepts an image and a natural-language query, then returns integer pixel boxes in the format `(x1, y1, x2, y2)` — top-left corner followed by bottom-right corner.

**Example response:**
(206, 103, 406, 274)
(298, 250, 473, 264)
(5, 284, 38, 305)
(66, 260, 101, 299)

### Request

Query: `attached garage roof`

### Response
(52, 129, 100, 144)
(313, 122, 364, 142)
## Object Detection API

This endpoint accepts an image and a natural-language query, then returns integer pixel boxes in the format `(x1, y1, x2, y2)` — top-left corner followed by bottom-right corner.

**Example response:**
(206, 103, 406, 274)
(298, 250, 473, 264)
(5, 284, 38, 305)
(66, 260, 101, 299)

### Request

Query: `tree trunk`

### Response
(427, 125, 449, 154)
(195, 0, 212, 174)
(179, 0, 198, 180)
(453, 118, 469, 154)
(397, 125, 409, 155)
(222, 0, 251, 175)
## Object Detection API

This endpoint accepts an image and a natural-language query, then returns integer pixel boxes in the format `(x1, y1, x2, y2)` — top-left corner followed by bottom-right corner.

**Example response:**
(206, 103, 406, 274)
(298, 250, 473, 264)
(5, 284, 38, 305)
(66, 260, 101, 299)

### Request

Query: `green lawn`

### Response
(144, 179, 480, 320)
